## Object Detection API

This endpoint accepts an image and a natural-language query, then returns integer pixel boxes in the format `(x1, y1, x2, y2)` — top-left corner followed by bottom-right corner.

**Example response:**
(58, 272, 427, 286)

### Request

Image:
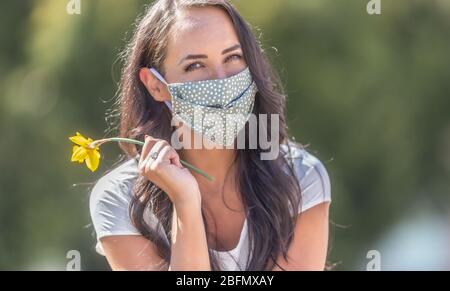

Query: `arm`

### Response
(100, 136, 211, 271)
(100, 201, 210, 271)
(100, 235, 167, 271)
(169, 202, 210, 270)
(272, 202, 330, 271)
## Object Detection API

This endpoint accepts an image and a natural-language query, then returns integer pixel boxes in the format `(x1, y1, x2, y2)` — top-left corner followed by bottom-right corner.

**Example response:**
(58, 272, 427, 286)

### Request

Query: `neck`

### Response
(180, 147, 237, 184)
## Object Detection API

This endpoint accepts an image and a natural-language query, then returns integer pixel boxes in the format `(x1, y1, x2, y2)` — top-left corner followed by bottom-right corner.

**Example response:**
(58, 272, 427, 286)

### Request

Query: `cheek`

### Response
(225, 58, 247, 75)
(160, 66, 181, 84)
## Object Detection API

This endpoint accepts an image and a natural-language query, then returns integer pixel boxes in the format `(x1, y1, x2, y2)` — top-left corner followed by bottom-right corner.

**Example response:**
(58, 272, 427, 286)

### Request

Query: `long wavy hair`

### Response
(115, 0, 302, 270)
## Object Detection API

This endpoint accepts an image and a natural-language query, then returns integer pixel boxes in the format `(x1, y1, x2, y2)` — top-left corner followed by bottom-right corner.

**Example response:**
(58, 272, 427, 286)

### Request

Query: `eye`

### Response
(184, 62, 204, 72)
(224, 53, 243, 63)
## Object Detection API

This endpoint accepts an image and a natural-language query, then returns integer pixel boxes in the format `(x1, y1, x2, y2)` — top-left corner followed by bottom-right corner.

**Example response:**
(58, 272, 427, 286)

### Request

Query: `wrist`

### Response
(171, 188, 202, 210)
(174, 198, 202, 218)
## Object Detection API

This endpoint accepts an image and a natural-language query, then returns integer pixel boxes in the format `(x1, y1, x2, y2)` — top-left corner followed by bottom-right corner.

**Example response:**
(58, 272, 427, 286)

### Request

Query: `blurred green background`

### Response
(1, 0, 449, 270)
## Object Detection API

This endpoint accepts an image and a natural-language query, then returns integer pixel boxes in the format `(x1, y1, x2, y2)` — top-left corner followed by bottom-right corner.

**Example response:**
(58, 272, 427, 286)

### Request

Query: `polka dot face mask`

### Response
(149, 67, 258, 146)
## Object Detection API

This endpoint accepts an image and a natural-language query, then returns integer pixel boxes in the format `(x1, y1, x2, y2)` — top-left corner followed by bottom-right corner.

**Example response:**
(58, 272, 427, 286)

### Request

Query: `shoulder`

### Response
(281, 142, 332, 213)
(89, 157, 141, 241)
(90, 157, 140, 211)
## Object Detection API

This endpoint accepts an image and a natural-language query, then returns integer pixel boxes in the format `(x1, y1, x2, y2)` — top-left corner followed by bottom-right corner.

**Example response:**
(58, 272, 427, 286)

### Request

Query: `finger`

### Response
(144, 143, 170, 174)
(142, 140, 169, 170)
(138, 135, 157, 169)
(169, 148, 182, 168)
(155, 145, 182, 169)
(154, 144, 172, 165)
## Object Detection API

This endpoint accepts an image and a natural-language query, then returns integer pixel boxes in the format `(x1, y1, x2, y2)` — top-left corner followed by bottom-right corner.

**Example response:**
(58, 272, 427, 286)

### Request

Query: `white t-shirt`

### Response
(89, 144, 332, 270)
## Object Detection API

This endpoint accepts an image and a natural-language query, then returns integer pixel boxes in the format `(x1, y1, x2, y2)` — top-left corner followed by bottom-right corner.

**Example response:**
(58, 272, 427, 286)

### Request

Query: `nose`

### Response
(210, 67, 228, 80)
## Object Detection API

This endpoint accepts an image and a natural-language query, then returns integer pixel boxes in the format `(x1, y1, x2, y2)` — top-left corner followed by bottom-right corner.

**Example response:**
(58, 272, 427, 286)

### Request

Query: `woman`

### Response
(90, 0, 331, 271)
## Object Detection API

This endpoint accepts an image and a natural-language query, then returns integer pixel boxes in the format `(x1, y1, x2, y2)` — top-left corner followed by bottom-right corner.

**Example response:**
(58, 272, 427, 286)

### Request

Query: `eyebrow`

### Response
(177, 44, 242, 66)
(221, 44, 241, 55)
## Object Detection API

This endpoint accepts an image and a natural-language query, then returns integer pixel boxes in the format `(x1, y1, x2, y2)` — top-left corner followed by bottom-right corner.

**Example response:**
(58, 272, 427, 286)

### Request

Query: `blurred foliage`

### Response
(0, 0, 449, 270)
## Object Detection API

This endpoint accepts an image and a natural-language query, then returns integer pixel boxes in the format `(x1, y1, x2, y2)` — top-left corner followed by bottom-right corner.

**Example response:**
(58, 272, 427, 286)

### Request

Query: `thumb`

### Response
(169, 148, 182, 168)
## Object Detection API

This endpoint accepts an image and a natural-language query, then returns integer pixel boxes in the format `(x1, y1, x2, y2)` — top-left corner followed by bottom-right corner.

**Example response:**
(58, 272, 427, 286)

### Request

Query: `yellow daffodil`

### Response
(68, 131, 213, 180)
(69, 132, 101, 172)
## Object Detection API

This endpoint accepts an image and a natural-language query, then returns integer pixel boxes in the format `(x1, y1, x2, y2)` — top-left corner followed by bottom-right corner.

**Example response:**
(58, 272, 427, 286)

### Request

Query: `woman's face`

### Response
(163, 6, 247, 85)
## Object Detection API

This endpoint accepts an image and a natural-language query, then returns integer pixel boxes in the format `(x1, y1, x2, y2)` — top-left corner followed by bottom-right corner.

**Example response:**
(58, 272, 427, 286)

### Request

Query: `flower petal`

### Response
(69, 132, 91, 147)
(73, 146, 83, 163)
(71, 146, 88, 163)
(85, 149, 101, 172)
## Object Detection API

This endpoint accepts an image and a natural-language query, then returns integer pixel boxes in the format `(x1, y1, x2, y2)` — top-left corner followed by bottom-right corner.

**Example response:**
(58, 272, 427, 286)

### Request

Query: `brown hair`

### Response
(115, 0, 302, 270)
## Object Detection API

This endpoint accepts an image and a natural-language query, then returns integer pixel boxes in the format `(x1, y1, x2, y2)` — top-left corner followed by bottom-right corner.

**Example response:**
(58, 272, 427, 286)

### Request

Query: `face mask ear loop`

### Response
(149, 68, 173, 111)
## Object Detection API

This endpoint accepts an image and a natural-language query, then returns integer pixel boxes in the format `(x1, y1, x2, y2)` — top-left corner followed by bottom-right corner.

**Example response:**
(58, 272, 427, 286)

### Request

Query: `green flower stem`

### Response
(179, 160, 214, 181)
(91, 137, 214, 181)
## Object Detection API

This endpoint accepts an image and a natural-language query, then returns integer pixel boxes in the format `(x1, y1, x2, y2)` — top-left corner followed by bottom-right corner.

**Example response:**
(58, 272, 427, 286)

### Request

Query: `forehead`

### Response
(167, 6, 240, 57)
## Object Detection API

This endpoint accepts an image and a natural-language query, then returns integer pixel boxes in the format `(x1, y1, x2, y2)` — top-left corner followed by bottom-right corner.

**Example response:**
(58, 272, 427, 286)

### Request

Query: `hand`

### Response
(138, 135, 201, 207)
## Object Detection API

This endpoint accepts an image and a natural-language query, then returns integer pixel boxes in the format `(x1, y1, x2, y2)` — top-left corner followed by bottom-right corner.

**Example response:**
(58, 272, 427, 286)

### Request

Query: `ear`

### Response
(138, 68, 171, 102)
